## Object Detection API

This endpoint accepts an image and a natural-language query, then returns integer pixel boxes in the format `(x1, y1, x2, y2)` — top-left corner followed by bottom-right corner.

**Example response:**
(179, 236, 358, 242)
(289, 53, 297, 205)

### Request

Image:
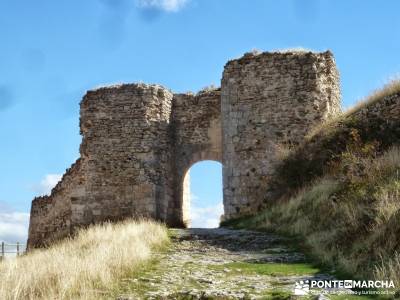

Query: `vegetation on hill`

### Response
(224, 80, 400, 293)
(0, 219, 168, 300)
(266, 79, 400, 204)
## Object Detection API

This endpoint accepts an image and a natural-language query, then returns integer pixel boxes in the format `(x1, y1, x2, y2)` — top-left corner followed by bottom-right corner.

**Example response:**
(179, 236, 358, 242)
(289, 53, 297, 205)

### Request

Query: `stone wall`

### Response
(221, 51, 340, 218)
(28, 159, 86, 247)
(28, 50, 342, 248)
(169, 89, 222, 226)
(28, 84, 175, 248)
(77, 84, 174, 225)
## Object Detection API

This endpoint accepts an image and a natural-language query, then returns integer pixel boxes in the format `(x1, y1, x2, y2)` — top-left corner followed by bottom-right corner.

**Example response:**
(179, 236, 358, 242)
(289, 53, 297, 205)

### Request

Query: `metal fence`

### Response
(0, 242, 26, 259)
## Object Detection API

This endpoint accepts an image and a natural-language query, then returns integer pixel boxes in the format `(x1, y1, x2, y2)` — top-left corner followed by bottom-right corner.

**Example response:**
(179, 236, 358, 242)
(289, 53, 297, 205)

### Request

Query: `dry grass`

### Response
(271, 142, 293, 161)
(272, 47, 314, 53)
(304, 113, 345, 141)
(0, 219, 168, 300)
(346, 78, 400, 116)
(241, 47, 315, 60)
(306, 77, 400, 142)
(231, 147, 400, 291)
(199, 84, 219, 93)
(375, 252, 400, 289)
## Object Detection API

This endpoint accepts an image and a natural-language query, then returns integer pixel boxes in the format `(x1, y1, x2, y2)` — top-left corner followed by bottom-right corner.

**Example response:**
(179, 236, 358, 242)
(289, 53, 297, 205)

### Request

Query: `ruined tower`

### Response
(221, 51, 340, 218)
(28, 50, 340, 248)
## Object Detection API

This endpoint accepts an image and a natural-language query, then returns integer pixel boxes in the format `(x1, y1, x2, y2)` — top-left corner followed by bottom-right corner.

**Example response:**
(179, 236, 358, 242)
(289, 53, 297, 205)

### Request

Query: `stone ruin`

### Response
(28, 50, 341, 248)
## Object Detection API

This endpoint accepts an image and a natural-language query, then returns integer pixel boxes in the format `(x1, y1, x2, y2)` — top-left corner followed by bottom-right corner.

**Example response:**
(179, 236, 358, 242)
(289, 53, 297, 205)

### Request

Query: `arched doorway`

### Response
(182, 160, 223, 228)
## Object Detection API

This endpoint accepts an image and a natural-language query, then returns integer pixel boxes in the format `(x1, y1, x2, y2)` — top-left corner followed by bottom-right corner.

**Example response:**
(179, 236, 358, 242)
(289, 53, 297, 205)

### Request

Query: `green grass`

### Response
(211, 261, 320, 276)
(259, 290, 294, 300)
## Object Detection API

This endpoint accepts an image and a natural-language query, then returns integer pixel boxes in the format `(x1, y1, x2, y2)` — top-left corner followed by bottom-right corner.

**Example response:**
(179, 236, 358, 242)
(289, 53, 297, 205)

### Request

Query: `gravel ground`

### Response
(117, 228, 345, 300)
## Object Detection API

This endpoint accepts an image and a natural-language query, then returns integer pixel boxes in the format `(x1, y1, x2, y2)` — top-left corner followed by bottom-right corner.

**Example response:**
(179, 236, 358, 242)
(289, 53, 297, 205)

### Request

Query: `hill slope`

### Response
(225, 80, 400, 292)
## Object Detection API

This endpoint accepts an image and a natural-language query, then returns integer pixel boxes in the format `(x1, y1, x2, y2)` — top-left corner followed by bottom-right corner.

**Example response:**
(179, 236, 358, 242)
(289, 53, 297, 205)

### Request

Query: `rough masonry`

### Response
(28, 50, 341, 248)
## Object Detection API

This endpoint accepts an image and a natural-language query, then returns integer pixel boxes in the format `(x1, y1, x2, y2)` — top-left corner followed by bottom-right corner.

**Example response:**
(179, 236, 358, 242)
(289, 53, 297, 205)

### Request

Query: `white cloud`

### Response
(190, 202, 224, 228)
(135, 0, 189, 12)
(31, 174, 62, 196)
(0, 211, 30, 244)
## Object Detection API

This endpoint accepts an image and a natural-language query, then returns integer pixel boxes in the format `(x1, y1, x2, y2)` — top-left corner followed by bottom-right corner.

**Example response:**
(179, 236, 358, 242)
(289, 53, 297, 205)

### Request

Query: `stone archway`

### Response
(168, 90, 222, 227)
(181, 158, 223, 227)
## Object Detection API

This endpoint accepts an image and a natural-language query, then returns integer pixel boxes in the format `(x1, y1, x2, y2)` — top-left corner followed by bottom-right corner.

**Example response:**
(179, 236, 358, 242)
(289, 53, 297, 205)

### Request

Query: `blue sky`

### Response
(0, 0, 399, 241)
(189, 161, 223, 228)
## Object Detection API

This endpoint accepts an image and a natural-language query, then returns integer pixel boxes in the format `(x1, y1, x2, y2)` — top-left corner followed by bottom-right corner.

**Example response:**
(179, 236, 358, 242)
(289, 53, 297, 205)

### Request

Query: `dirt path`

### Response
(117, 228, 354, 299)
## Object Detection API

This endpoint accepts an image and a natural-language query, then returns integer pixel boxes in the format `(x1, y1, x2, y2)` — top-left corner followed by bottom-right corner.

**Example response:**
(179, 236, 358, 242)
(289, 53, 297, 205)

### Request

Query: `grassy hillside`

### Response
(224, 80, 400, 292)
(266, 80, 400, 203)
(0, 219, 168, 300)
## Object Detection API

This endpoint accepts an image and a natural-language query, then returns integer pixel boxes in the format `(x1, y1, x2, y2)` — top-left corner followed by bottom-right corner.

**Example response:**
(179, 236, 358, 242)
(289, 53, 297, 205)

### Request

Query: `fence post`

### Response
(17, 242, 20, 256)
(1, 242, 4, 260)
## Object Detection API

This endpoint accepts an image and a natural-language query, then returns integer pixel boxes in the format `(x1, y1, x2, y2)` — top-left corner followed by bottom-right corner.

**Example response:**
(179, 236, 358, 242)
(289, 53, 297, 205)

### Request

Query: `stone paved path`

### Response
(117, 228, 346, 299)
